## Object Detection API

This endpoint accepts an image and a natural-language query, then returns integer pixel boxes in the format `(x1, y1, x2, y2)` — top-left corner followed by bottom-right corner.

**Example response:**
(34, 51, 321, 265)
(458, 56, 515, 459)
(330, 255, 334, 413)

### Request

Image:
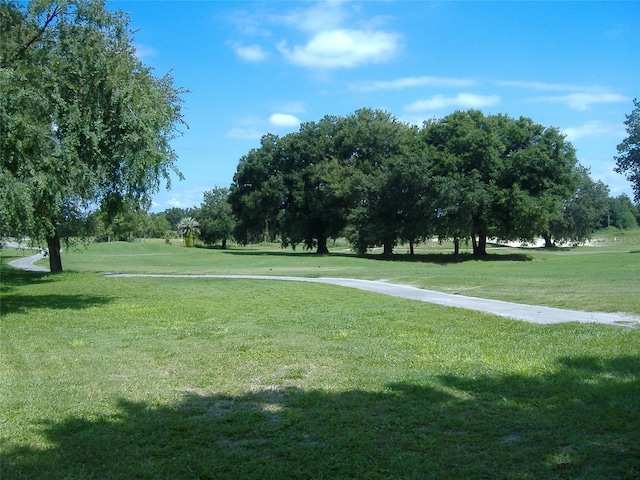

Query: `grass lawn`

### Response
(46, 227, 640, 314)
(1, 233, 639, 479)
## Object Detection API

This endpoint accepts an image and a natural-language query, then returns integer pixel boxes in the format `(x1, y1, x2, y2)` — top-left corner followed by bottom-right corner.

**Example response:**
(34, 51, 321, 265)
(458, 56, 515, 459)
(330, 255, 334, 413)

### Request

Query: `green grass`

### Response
(1, 241, 640, 479)
(40, 227, 640, 315)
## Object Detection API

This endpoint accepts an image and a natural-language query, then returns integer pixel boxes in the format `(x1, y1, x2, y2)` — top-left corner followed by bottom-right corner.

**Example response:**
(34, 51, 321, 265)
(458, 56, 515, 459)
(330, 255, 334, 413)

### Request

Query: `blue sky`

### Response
(106, 0, 639, 212)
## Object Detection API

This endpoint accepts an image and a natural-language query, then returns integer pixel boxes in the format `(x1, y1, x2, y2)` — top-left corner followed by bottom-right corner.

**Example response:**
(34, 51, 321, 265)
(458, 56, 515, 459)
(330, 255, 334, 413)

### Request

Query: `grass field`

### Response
(43, 227, 640, 314)
(1, 231, 639, 479)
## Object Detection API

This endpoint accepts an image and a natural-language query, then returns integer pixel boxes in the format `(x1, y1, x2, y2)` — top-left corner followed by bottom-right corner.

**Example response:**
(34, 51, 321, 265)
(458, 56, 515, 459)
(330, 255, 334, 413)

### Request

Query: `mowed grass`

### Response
(50, 227, 640, 314)
(1, 234, 639, 479)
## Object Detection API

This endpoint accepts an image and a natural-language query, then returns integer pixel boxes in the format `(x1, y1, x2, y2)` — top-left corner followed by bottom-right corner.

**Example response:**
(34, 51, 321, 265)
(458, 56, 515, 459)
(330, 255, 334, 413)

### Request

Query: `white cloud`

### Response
(278, 29, 401, 69)
(496, 80, 605, 92)
(562, 120, 626, 141)
(536, 92, 629, 111)
(405, 93, 501, 112)
(232, 43, 269, 62)
(276, 0, 346, 33)
(269, 113, 302, 128)
(134, 43, 157, 59)
(230, 1, 402, 70)
(351, 76, 475, 91)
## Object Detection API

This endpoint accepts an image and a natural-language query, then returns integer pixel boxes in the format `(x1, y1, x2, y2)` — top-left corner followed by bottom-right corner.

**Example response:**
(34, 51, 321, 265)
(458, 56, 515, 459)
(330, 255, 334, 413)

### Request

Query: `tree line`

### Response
(225, 108, 639, 255)
(74, 107, 640, 254)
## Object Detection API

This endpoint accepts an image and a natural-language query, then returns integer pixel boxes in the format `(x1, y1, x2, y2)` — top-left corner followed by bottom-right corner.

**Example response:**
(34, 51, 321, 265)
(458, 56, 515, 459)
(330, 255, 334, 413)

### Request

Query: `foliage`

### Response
(230, 109, 587, 256)
(164, 207, 193, 232)
(604, 194, 640, 230)
(422, 111, 579, 254)
(548, 166, 610, 245)
(0, 0, 186, 271)
(195, 187, 234, 248)
(342, 110, 424, 255)
(277, 115, 352, 253)
(615, 98, 640, 202)
(229, 134, 286, 245)
(89, 204, 171, 241)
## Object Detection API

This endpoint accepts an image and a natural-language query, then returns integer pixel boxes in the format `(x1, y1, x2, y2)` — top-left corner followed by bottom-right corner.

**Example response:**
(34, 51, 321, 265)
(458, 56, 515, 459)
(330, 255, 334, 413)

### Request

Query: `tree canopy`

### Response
(230, 108, 585, 256)
(422, 111, 578, 254)
(615, 99, 640, 202)
(0, 0, 186, 271)
(195, 187, 234, 249)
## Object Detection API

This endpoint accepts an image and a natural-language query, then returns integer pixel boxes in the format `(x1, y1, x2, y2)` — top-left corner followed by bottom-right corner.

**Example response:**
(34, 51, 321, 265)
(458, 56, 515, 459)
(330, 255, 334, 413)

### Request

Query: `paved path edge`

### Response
(104, 273, 640, 328)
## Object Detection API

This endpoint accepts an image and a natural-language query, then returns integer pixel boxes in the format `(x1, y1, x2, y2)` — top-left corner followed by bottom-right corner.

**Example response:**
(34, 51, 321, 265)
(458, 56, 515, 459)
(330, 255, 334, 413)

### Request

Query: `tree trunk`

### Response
(543, 232, 554, 248)
(316, 234, 329, 254)
(409, 240, 415, 255)
(383, 241, 393, 255)
(46, 233, 63, 273)
(221, 237, 227, 250)
(453, 237, 460, 255)
(472, 234, 487, 256)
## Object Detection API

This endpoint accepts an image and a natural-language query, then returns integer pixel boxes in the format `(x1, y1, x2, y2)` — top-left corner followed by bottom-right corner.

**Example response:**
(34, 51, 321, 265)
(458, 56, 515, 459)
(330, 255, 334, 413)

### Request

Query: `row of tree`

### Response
(86, 103, 640, 253)
(82, 185, 638, 252)
(226, 108, 637, 256)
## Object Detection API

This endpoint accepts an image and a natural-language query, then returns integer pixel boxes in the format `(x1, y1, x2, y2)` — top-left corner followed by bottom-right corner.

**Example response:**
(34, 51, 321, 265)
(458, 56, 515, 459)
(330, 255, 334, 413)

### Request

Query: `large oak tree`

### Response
(0, 0, 186, 271)
(423, 111, 578, 255)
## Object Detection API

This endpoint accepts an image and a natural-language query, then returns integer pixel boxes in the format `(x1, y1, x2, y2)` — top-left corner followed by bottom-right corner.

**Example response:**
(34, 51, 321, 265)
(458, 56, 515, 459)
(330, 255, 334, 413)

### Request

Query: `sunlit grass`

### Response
(36, 227, 640, 315)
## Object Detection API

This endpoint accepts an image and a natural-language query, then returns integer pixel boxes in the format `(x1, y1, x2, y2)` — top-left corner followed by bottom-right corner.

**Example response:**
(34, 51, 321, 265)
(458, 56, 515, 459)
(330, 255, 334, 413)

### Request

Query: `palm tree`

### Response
(177, 217, 200, 247)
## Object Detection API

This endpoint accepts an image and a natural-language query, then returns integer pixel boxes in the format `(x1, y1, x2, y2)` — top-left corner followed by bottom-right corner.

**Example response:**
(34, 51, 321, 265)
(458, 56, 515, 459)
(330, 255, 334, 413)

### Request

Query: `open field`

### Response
(1, 231, 639, 478)
(27, 227, 640, 314)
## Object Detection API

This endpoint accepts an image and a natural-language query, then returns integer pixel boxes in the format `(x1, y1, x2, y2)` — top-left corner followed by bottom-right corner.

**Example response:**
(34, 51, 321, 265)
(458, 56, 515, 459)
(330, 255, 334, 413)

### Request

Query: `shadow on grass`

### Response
(0, 263, 53, 290)
(0, 293, 114, 315)
(0, 265, 114, 315)
(3, 356, 638, 479)
(223, 249, 533, 264)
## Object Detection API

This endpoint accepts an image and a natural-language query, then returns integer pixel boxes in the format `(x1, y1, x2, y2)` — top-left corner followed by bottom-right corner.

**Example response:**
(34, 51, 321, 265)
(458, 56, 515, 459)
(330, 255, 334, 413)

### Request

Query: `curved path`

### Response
(7, 250, 639, 327)
(107, 273, 638, 328)
(6, 243, 49, 272)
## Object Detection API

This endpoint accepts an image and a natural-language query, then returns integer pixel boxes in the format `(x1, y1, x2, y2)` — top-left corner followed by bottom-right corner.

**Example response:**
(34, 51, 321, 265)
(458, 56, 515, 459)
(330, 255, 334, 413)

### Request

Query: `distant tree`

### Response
(548, 167, 610, 245)
(615, 99, 640, 202)
(423, 111, 579, 255)
(177, 217, 200, 247)
(347, 150, 434, 255)
(91, 202, 153, 242)
(196, 187, 234, 248)
(277, 116, 351, 254)
(497, 116, 579, 244)
(229, 134, 286, 244)
(423, 111, 503, 256)
(0, 0, 186, 272)
(164, 207, 191, 232)
(340, 109, 420, 255)
(605, 194, 639, 229)
(148, 212, 171, 238)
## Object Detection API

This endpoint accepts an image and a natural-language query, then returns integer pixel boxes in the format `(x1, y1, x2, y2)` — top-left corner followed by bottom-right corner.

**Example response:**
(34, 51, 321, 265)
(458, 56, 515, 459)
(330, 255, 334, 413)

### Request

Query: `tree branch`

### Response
(5, 5, 62, 68)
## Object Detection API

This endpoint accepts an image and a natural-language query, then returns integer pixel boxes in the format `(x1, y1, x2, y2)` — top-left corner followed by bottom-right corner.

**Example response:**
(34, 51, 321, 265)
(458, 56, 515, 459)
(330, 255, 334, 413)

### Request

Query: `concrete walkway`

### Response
(106, 273, 640, 328)
(6, 248, 639, 327)
(5, 242, 49, 272)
